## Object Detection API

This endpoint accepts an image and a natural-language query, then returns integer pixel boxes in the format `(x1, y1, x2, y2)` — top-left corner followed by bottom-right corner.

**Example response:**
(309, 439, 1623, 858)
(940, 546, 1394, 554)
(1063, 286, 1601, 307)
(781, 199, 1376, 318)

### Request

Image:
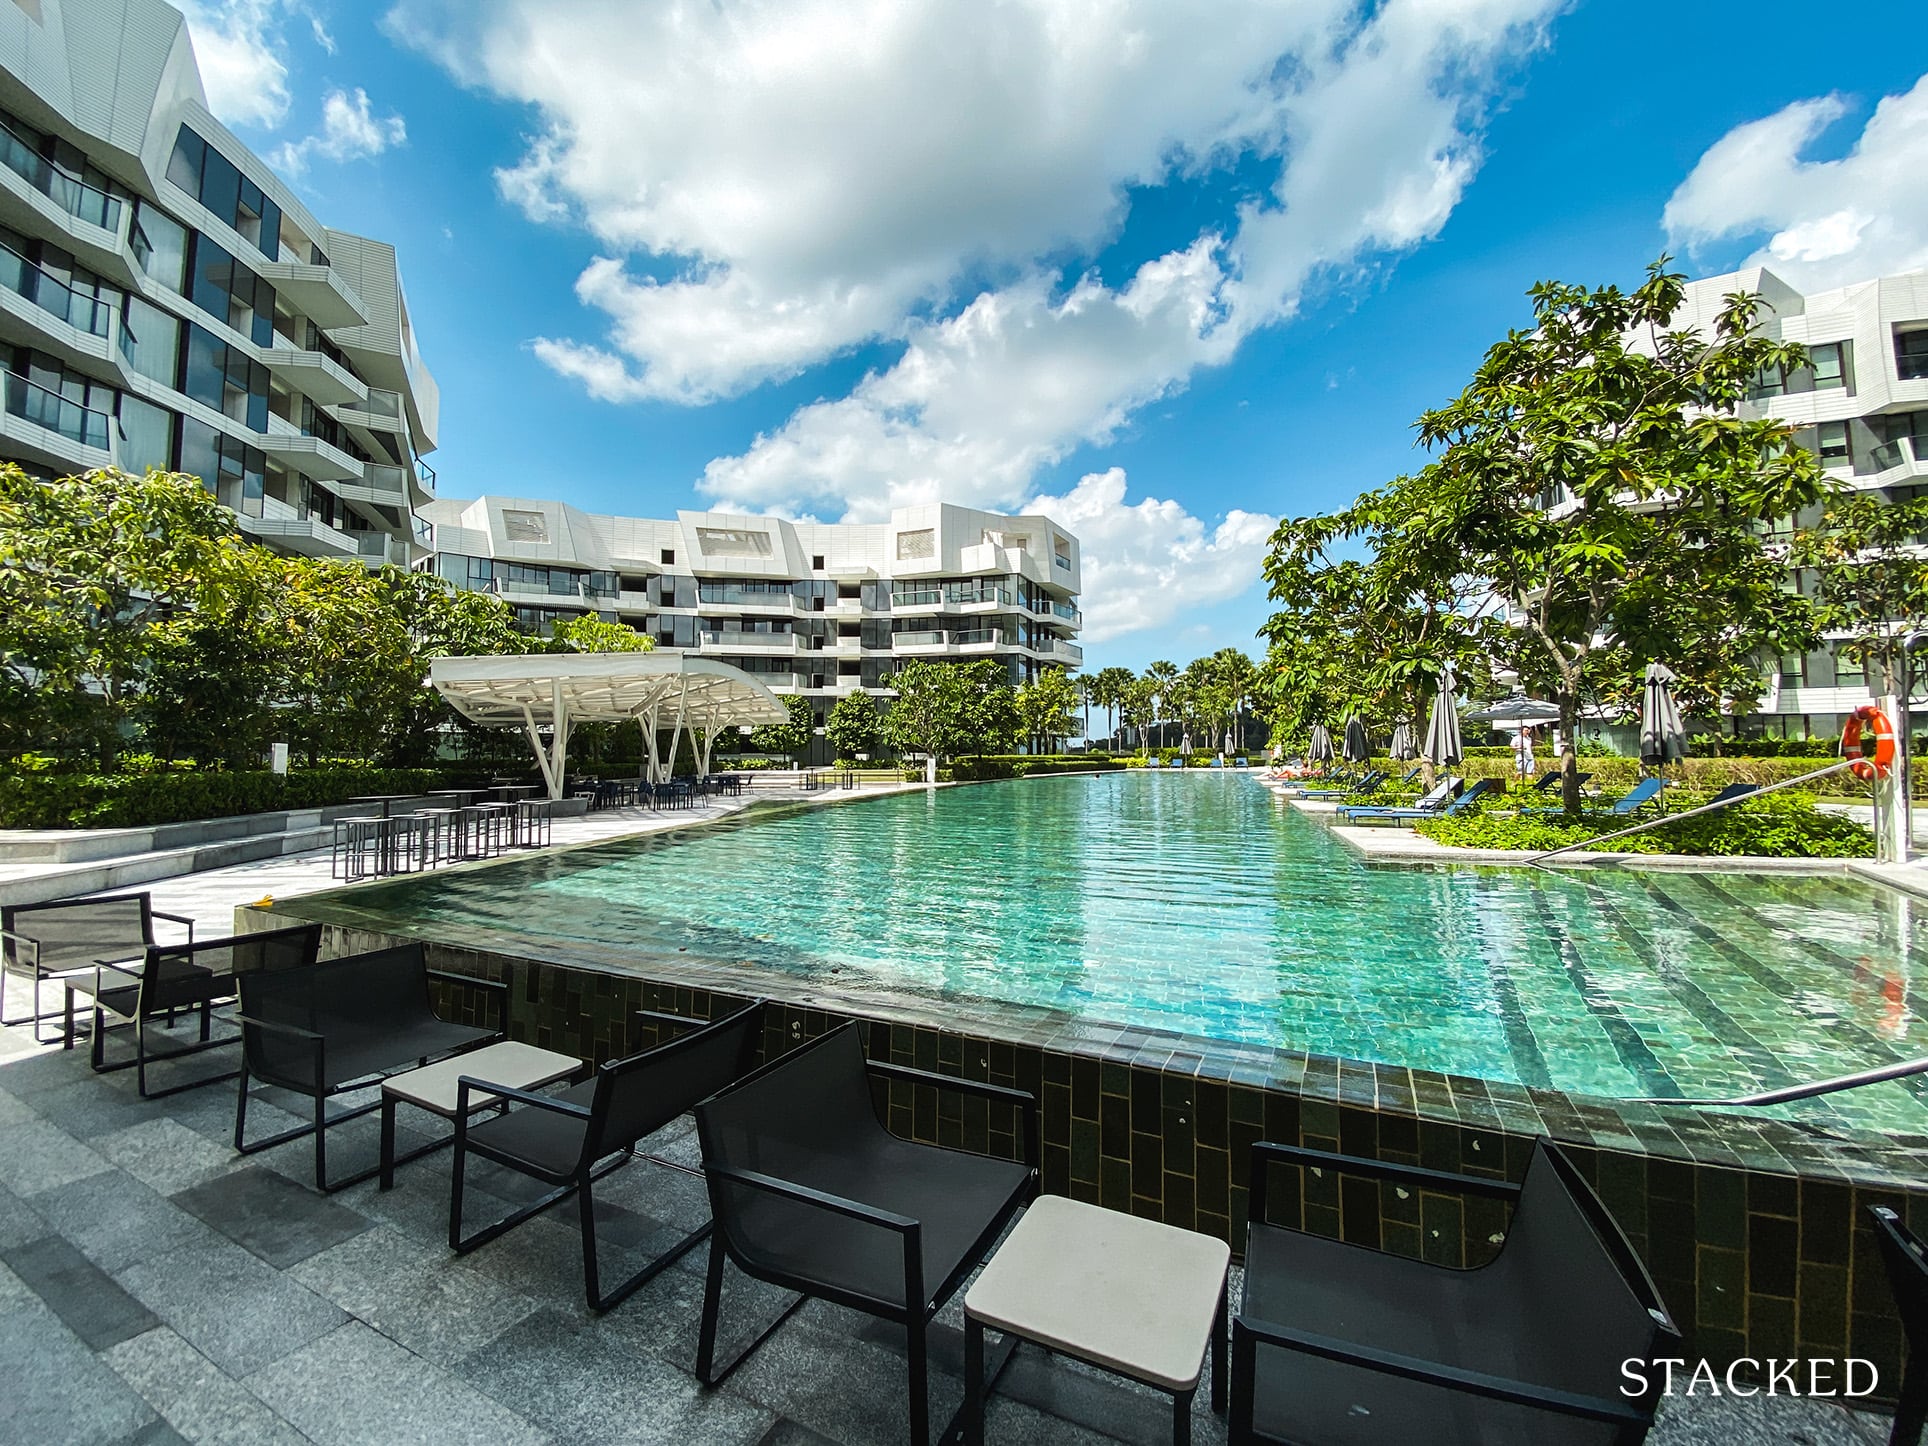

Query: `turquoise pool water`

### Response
(321, 773, 1928, 1134)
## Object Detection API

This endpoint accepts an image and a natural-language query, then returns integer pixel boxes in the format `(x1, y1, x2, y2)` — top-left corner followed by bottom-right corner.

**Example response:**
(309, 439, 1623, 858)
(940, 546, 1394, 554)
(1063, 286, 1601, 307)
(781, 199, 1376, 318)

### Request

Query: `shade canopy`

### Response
(1342, 715, 1370, 764)
(1640, 662, 1690, 767)
(1464, 692, 1563, 725)
(1389, 722, 1418, 762)
(431, 652, 790, 798)
(1424, 665, 1463, 768)
(1307, 723, 1335, 764)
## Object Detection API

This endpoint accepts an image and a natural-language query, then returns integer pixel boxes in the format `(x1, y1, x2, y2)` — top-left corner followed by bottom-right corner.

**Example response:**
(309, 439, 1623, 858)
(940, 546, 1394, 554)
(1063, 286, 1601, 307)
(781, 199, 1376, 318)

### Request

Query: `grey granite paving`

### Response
(0, 1021, 1896, 1445)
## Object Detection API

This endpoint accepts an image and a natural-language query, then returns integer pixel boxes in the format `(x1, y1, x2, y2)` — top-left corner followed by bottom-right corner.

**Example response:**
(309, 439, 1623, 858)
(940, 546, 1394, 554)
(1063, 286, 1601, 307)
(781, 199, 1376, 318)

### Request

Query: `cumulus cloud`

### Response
(272, 88, 408, 175)
(178, 0, 292, 128)
(1024, 469, 1276, 643)
(1664, 75, 1928, 290)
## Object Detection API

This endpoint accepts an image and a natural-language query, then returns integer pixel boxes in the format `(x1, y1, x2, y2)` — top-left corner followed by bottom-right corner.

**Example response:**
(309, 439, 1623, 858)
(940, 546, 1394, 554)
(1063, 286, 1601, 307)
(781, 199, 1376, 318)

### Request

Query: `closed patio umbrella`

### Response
(1424, 667, 1462, 768)
(1640, 662, 1690, 767)
(1342, 715, 1370, 764)
(1307, 724, 1335, 764)
(1389, 722, 1418, 761)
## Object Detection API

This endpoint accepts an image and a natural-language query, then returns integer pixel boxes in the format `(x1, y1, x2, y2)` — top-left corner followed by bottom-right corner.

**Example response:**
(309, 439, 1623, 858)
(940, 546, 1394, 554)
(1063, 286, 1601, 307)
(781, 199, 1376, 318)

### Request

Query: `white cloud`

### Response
(1024, 469, 1276, 643)
(272, 88, 408, 175)
(178, 0, 292, 128)
(1664, 75, 1928, 290)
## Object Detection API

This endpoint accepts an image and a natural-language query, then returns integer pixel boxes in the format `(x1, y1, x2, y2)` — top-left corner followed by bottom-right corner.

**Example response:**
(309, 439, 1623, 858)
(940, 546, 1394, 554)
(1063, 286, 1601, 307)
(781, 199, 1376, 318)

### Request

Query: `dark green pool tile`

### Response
(1420, 1195, 1464, 1268)
(1336, 1107, 1377, 1160)
(1797, 1262, 1850, 1353)
(1099, 1157, 1131, 1212)
(1748, 1171, 1800, 1220)
(1164, 1173, 1196, 1231)
(1194, 1080, 1229, 1150)
(1697, 1246, 1746, 1330)
(1100, 1093, 1129, 1159)
(1304, 1202, 1342, 1241)
(1262, 1094, 1302, 1147)
(1130, 1131, 1163, 1199)
(1697, 1169, 1748, 1249)
(1228, 1084, 1264, 1127)
(1196, 1146, 1230, 1219)
(1070, 1056, 1100, 1120)
(1750, 1294, 1798, 1360)
(1380, 1177, 1421, 1228)
(1748, 1213, 1799, 1298)
(1800, 1180, 1853, 1264)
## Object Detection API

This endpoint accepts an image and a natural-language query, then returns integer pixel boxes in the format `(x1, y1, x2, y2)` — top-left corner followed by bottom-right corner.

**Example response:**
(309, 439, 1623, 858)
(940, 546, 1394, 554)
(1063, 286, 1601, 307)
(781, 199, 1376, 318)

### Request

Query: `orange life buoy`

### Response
(1843, 705, 1897, 781)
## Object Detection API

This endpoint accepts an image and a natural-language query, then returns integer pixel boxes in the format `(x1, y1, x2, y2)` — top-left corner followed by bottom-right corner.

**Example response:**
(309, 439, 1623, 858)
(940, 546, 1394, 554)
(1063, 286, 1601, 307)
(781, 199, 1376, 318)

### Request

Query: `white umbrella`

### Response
(1464, 692, 1563, 725)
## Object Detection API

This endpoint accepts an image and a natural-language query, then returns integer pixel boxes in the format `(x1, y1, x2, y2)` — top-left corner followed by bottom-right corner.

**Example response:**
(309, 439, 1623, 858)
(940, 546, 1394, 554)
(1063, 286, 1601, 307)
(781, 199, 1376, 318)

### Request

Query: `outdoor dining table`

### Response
(487, 784, 538, 802)
(427, 788, 483, 807)
(347, 794, 416, 819)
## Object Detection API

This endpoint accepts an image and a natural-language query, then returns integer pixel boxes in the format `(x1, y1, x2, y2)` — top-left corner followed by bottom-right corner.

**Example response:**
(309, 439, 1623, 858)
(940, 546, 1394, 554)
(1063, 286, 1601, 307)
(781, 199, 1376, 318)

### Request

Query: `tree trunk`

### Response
(1559, 691, 1582, 815)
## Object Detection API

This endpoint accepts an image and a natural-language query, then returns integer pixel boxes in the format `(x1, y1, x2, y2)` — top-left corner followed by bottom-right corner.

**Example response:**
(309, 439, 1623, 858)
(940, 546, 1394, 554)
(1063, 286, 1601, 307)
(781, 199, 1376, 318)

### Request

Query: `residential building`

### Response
(0, 0, 437, 567)
(420, 495, 1084, 723)
(1668, 267, 1928, 738)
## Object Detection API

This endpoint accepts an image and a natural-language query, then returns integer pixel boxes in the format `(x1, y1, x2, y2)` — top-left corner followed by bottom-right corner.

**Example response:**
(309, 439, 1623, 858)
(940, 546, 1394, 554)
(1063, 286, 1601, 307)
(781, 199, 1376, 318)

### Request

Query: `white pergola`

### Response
(430, 652, 790, 799)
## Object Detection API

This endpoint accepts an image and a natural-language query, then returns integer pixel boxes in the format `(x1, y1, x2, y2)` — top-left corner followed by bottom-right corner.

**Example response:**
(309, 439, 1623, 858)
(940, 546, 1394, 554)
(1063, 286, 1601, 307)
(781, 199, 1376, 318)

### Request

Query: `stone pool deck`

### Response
(0, 1016, 1894, 1446)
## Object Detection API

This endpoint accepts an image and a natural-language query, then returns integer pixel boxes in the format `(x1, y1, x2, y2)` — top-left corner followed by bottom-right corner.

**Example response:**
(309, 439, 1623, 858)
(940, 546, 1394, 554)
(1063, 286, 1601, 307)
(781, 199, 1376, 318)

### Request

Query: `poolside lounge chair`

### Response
(2, 892, 196, 1043)
(1230, 1138, 1679, 1445)
(1701, 782, 1757, 807)
(1346, 778, 1498, 827)
(450, 999, 766, 1311)
(68, 923, 321, 1099)
(693, 1022, 1039, 1446)
(1528, 777, 1666, 819)
(1870, 1207, 1927, 1446)
(1528, 770, 1593, 793)
(1337, 776, 1457, 822)
(1296, 769, 1384, 801)
(234, 943, 506, 1192)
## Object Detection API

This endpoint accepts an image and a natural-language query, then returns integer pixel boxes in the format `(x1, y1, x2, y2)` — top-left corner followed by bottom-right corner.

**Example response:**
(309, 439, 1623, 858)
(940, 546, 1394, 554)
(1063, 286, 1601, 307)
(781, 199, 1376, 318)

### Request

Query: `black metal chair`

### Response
(1230, 1138, 1678, 1446)
(449, 998, 767, 1310)
(234, 943, 505, 1192)
(2, 892, 195, 1042)
(67, 923, 321, 1099)
(1871, 1207, 1928, 1446)
(693, 1022, 1039, 1446)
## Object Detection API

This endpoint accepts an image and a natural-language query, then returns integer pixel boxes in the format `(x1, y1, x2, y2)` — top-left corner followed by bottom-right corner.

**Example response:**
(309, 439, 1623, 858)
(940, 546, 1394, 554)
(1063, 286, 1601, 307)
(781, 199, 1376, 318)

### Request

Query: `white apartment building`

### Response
(1670, 266, 1928, 738)
(0, 0, 437, 567)
(421, 496, 1084, 719)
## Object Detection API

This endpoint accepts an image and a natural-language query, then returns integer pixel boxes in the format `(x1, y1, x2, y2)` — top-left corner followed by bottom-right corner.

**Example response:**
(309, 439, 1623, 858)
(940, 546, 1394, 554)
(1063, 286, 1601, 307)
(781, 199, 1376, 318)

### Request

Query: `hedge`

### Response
(0, 767, 510, 830)
(1416, 791, 1874, 858)
(899, 755, 1129, 782)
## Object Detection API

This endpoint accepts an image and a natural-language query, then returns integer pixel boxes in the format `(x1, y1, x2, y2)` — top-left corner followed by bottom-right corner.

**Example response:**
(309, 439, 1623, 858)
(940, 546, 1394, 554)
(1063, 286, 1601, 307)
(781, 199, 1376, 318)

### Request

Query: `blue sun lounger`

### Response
(1337, 776, 1457, 822)
(1527, 776, 1666, 818)
(1297, 769, 1385, 801)
(1346, 778, 1499, 827)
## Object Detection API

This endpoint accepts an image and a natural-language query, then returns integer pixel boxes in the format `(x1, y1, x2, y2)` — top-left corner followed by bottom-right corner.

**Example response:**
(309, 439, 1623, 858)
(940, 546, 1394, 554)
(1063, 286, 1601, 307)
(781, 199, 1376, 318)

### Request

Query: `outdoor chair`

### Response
(1870, 1206, 1928, 1446)
(1297, 769, 1384, 801)
(1527, 770, 1593, 794)
(2, 892, 195, 1043)
(1338, 776, 1460, 823)
(1347, 777, 1497, 827)
(234, 943, 506, 1192)
(693, 1022, 1040, 1446)
(68, 923, 321, 1099)
(450, 999, 767, 1310)
(1701, 782, 1757, 807)
(1231, 1138, 1679, 1445)
(1529, 777, 1665, 820)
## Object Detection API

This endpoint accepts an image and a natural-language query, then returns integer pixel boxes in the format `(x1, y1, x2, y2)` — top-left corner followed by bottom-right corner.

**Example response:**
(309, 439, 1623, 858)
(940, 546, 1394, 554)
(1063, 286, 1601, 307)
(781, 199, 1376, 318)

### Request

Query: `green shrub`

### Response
(1415, 792, 1873, 858)
(0, 766, 497, 829)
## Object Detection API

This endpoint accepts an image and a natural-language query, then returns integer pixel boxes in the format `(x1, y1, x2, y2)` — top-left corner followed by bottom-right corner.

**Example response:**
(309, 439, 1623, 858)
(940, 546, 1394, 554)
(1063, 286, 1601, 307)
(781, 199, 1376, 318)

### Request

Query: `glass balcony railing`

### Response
(893, 630, 947, 647)
(360, 463, 408, 498)
(1869, 437, 1924, 472)
(0, 240, 111, 336)
(0, 122, 121, 232)
(1050, 601, 1081, 623)
(953, 627, 1003, 645)
(3, 369, 109, 449)
(890, 587, 943, 606)
(700, 629, 796, 648)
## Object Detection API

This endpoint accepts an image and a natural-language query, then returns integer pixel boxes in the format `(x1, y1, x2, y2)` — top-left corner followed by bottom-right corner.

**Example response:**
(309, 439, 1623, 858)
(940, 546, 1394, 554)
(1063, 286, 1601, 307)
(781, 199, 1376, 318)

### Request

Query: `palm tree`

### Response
(1092, 666, 1133, 747)
(1207, 647, 1256, 752)
(1143, 660, 1178, 749)
(1075, 672, 1094, 744)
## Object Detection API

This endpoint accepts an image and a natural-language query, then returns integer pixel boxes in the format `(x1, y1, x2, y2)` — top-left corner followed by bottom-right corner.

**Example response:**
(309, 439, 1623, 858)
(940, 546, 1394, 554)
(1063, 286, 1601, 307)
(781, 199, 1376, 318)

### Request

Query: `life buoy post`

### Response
(1844, 705, 1898, 782)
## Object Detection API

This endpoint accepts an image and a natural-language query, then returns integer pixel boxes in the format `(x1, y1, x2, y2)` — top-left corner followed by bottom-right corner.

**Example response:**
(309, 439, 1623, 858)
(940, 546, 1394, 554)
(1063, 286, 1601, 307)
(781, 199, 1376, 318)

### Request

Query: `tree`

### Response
(749, 694, 814, 760)
(0, 465, 246, 765)
(1786, 491, 1928, 703)
(954, 658, 1020, 758)
(1141, 660, 1178, 749)
(1120, 676, 1157, 754)
(1277, 260, 1828, 812)
(1090, 665, 1135, 747)
(825, 690, 883, 759)
(882, 660, 963, 782)
(548, 614, 656, 654)
(1074, 672, 1094, 744)
(1017, 667, 1080, 752)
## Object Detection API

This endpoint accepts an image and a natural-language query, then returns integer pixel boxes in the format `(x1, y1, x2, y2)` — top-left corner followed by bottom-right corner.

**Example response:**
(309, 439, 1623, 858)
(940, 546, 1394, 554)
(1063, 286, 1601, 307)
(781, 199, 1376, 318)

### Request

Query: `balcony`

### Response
(1867, 436, 1926, 475)
(954, 628, 1004, 651)
(330, 462, 409, 508)
(699, 630, 800, 651)
(353, 531, 411, 567)
(264, 340, 367, 407)
(334, 386, 406, 433)
(892, 630, 949, 652)
(889, 588, 944, 610)
(0, 239, 112, 341)
(239, 497, 357, 558)
(258, 257, 370, 330)
(1050, 601, 1082, 627)
(0, 122, 122, 235)
(259, 422, 364, 482)
(2, 368, 110, 453)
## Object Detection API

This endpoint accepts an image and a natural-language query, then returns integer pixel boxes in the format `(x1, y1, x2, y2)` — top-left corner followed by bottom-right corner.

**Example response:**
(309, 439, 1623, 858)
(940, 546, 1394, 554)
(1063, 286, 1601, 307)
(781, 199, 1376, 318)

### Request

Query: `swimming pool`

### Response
(306, 772, 1928, 1135)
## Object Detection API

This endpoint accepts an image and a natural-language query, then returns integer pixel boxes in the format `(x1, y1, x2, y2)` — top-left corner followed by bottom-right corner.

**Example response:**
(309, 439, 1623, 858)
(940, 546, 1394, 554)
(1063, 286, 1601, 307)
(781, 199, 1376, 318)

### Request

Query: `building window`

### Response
(1834, 651, 1866, 689)
(696, 526, 774, 556)
(1749, 362, 1786, 400)
(502, 509, 549, 543)
(1898, 329, 1928, 382)
(187, 235, 274, 347)
(1816, 420, 1851, 465)
(181, 323, 268, 430)
(1053, 535, 1072, 570)
(129, 202, 188, 292)
(166, 126, 282, 261)
(177, 415, 265, 507)
(896, 528, 934, 560)
(1810, 341, 1847, 391)
(812, 554, 825, 570)
(661, 548, 675, 565)
(1778, 653, 1806, 689)
(115, 393, 174, 475)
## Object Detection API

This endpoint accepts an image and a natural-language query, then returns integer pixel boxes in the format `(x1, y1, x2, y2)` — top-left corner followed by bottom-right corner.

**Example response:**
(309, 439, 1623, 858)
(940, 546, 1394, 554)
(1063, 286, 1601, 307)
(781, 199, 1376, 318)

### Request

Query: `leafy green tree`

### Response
(548, 614, 656, 654)
(1090, 665, 1135, 747)
(749, 694, 814, 760)
(1786, 490, 1928, 702)
(1074, 671, 1094, 743)
(1017, 667, 1080, 752)
(0, 465, 244, 766)
(825, 690, 883, 759)
(882, 659, 963, 781)
(1141, 660, 1178, 749)
(954, 658, 1020, 758)
(1120, 676, 1157, 754)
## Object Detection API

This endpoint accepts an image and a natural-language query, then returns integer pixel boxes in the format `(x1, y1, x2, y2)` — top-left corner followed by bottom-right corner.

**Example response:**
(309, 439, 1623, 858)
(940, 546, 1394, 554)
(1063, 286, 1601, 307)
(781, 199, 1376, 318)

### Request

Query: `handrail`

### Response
(1526, 758, 1855, 865)
(1636, 1055, 1928, 1108)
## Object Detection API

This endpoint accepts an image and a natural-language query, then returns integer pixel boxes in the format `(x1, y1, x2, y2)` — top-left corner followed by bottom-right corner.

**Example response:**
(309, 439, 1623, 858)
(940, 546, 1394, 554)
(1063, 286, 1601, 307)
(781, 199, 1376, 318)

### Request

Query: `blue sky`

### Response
(184, 1, 1928, 672)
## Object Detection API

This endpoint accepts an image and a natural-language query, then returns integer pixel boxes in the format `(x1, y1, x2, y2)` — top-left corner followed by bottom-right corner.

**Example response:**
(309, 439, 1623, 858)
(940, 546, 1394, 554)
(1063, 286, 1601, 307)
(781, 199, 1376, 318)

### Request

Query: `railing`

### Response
(892, 630, 946, 648)
(1053, 553, 1072, 571)
(890, 587, 943, 606)
(3, 369, 109, 449)
(349, 387, 404, 421)
(698, 583, 800, 607)
(411, 515, 432, 545)
(0, 239, 112, 336)
(1051, 601, 1081, 624)
(0, 121, 121, 232)
(359, 462, 408, 498)
(355, 531, 405, 565)
(699, 629, 795, 648)
(953, 628, 1002, 646)
(1868, 436, 1923, 472)
(415, 456, 436, 490)
(946, 584, 1013, 606)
